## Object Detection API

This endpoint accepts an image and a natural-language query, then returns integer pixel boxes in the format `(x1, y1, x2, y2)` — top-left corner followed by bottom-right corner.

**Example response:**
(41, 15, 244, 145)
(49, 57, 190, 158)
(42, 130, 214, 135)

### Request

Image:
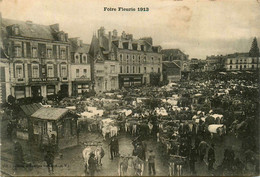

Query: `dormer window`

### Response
(61, 50, 66, 59)
(14, 27, 19, 35)
(83, 55, 87, 63)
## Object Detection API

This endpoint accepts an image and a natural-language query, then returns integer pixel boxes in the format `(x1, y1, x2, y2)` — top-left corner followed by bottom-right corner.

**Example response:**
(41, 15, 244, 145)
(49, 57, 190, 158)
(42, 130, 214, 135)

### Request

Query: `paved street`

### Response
(1, 123, 249, 176)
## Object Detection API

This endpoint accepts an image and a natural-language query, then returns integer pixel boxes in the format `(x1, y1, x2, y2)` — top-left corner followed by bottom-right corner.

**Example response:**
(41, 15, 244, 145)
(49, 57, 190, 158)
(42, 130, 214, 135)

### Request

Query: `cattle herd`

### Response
(44, 71, 259, 176)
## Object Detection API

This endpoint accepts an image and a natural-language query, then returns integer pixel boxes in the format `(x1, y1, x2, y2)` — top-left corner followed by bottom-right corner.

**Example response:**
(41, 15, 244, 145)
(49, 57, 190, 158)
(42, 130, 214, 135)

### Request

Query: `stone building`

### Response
(206, 55, 225, 71)
(161, 49, 190, 81)
(69, 38, 92, 96)
(89, 27, 162, 92)
(1, 17, 71, 99)
(225, 53, 259, 71)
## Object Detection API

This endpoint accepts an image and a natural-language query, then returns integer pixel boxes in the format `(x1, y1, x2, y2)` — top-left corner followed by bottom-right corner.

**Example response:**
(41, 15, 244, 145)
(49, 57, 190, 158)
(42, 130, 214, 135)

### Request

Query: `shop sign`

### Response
(30, 77, 59, 83)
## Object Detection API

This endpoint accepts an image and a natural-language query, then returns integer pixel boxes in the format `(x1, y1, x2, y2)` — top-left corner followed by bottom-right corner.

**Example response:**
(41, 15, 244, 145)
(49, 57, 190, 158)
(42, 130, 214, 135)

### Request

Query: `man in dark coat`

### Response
(189, 146, 197, 175)
(13, 140, 25, 173)
(207, 144, 215, 171)
(44, 147, 55, 174)
(109, 137, 116, 160)
(88, 153, 97, 176)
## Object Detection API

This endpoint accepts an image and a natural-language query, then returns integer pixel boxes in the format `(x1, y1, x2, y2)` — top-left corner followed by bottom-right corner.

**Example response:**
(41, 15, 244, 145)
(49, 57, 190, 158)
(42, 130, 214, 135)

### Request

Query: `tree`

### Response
(249, 37, 260, 70)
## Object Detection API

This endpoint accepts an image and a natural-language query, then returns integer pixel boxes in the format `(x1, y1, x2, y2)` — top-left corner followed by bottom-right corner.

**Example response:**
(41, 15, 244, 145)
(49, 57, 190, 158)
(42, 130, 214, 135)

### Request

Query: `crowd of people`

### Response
(2, 70, 259, 176)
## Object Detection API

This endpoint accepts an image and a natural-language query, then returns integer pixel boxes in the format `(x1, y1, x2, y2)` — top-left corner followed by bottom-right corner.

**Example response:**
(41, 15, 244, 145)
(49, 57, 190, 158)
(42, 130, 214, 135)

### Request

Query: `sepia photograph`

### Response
(0, 0, 259, 176)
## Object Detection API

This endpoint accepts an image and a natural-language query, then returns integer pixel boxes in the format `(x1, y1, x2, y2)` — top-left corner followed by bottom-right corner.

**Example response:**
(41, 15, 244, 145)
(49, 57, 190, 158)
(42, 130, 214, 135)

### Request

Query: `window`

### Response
(75, 54, 80, 63)
(236, 65, 238, 69)
(76, 69, 79, 78)
(127, 55, 129, 59)
(120, 54, 123, 61)
(151, 67, 154, 72)
(252, 65, 255, 69)
(158, 57, 161, 63)
(236, 60, 238, 64)
(139, 67, 141, 73)
(61, 50, 66, 59)
(158, 68, 160, 73)
(120, 66, 123, 73)
(47, 85, 55, 96)
(133, 66, 135, 73)
(144, 56, 146, 62)
(138, 56, 141, 63)
(230, 60, 233, 64)
(15, 86, 25, 99)
(32, 64, 39, 78)
(110, 65, 115, 73)
(47, 49, 52, 58)
(15, 64, 23, 78)
(14, 47, 21, 57)
(61, 65, 67, 77)
(230, 65, 232, 69)
(32, 48, 37, 58)
(14, 27, 19, 35)
(47, 65, 54, 77)
(151, 57, 154, 63)
(144, 67, 146, 73)
(83, 69, 87, 76)
(83, 56, 87, 63)
(252, 58, 255, 63)
(127, 66, 129, 73)
(244, 65, 246, 69)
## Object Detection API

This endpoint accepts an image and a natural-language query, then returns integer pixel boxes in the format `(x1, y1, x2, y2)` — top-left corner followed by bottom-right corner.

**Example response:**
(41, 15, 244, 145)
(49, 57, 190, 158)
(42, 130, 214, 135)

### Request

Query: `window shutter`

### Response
(23, 63, 25, 78)
(26, 42, 31, 58)
(54, 64, 58, 77)
(28, 64, 32, 78)
(53, 45, 57, 59)
(39, 64, 43, 78)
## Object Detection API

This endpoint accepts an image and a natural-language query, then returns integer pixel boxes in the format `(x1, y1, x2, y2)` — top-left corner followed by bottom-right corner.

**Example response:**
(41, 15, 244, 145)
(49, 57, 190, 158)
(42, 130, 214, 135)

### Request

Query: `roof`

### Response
(31, 107, 69, 121)
(161, 49, 186, 56)
(163, 62, 181, 68)
(2, 18, 56, 40)
(69, 39, 90, 53)
(226, 52, 249, 58)
(20, 103, 42, 116)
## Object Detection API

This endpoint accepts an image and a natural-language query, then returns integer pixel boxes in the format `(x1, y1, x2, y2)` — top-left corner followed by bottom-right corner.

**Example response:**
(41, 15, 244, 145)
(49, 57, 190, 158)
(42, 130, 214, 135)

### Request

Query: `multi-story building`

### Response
(1, 17, 71, 99)
(206, 55, 225, 71)
(89, 27, 162, 92)
(69, 38, 92, 96)
(161, 49, 190, 81)
(225, 53, 259, 71)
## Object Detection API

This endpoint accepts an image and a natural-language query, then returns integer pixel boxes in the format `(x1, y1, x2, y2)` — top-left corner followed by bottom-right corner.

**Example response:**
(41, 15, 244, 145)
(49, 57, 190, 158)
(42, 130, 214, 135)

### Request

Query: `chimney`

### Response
(112, 29, 117, 37)
(50, 24, 60, 32)
(65, 33, 68, 42)
(79, 40, 83, 47)
(108, 31, 112, 51)
(121, 31, 126, 39)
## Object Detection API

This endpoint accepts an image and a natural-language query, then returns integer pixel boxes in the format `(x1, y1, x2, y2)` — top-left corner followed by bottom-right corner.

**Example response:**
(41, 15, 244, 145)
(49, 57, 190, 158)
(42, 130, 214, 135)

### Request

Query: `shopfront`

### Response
(72, 78, 91, 96)
(15, 86, 26, 99)
(118, 74, 143, 88)
(29, 77, 59, 97)
(31, 86, 41, 97)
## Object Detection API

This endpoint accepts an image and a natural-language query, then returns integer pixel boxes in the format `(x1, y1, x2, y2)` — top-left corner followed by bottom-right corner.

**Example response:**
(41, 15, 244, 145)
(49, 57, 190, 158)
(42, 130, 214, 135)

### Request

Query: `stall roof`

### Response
(31, 107, 69, 121)
(20, 103, 42, 116)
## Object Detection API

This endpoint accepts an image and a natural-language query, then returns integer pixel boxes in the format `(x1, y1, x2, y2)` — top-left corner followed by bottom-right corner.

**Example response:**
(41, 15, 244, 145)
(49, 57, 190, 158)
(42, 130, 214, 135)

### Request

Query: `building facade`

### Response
(161, 49, 190, 81)
(206, 55, 225, 71)
(225, 53, 259, 71)
(89, 27, 162, 92)
(1, 17, 71, 99)
(69, 38, 92, 96)
(0, 49, 11, 103)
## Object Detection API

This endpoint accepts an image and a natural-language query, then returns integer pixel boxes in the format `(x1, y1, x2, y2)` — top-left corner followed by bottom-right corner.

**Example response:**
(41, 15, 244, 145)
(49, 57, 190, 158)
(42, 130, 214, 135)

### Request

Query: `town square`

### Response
(0, 0, 259, 176)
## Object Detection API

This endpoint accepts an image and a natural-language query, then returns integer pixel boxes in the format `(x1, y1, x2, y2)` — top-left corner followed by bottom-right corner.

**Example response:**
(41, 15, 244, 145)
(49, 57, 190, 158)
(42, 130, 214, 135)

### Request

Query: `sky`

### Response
(0, 0, 260, 59)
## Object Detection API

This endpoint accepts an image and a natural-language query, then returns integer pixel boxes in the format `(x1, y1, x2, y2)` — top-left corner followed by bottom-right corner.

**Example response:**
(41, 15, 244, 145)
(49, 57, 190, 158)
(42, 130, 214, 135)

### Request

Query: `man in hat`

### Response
(207, 143, 215, 171)
(148, 149, 156, 175)
(189, 146, 197, 175)
(88, 153, 97, 176)
(109, 137, 116, 160)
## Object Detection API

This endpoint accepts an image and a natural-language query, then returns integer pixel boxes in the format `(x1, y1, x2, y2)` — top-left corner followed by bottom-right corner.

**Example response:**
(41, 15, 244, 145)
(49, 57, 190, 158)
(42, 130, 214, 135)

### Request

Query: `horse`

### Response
(82, 144, 105, 174)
